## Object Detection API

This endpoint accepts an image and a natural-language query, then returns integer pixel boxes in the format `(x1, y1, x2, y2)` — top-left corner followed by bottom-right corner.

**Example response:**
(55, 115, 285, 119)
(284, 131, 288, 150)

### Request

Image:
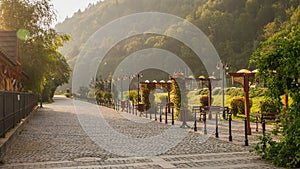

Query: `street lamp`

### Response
(136, 73, 143, 104)
(216, 61, 229, 119)
(229, 69, 255, 135)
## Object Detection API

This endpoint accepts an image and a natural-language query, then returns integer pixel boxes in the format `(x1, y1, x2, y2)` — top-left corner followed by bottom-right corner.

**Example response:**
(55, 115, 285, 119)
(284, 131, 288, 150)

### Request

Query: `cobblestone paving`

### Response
(0, 96, 280, 168)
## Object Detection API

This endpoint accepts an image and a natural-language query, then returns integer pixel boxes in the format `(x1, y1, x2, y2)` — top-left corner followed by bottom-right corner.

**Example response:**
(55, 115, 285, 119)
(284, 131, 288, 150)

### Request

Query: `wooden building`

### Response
(0, 31, 22, 91)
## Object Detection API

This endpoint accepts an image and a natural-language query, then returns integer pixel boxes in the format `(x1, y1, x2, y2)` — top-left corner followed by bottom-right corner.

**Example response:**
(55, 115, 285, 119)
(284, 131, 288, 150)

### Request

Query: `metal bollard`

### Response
(39, 97, 43, 108)
(229, 114, 232, 141)
(262, 120, 266, 149)
(244, 118, 249, 146)
(154, 104, 157, 121)
(159, 104, 162, 122)
(194, 108, 197, 132)
(256, 116, 258, 132)
(215, 112, 219, 138)
(146, 109, 147, 118)
(262, 120, 266, 135)
(203, 112, 207, 135)
(165, 106, 168, 124)
(171, 106, 174, 125)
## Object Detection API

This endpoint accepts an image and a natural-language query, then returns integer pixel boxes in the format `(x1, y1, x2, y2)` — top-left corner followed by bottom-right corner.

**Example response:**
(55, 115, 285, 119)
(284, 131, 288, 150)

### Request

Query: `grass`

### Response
(232, 114, 257, 122)
(153, 88, 277, 122)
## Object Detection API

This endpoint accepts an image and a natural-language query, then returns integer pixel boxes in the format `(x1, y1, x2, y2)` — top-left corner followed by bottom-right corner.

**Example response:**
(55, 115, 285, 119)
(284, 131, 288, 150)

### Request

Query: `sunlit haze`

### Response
(51, 0, 100, 24)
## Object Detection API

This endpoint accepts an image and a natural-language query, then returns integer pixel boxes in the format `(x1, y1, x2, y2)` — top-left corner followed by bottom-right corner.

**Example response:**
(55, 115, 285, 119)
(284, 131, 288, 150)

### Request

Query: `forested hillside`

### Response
(55, 0, 299, 74)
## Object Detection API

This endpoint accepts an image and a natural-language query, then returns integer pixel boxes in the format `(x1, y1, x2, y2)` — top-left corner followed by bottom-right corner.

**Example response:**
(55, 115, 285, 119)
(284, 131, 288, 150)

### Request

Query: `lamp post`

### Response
(217, 61, 229, 119)
(136, 73, 143, 104)
(127, 75, 133, 113)
(133, 73, 143, 115)
(229, 69, 255, 135)
(198, 76, 220, 120)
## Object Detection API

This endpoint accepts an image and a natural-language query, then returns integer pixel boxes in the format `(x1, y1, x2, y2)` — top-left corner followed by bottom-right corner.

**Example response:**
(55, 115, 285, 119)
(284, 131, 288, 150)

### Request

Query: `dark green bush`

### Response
(200, 95, 213, 106)
(250, 87, 268, 97)
(196, 88, 209, 95)
(259, 98, 281, 115)
(255, 108, 300, 168)
(225, 88, 244, 97)
(141, 88, 150, 110)
(126, 90, 138, 103)
(230, 96, 252, 116)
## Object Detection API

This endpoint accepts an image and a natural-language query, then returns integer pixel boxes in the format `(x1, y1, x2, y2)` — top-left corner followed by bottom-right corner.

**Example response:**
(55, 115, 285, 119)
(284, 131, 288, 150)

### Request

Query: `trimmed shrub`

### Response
(126, 90, 138, 103)
(200, 95, 213, 106)
(249, 88, 268, 97)
(230, 96, 252, 116)
(141, 88, 150, 110)
(259, 98, 281, 115)
(196, 88, 209, 95)
(226, 88, 244, 97)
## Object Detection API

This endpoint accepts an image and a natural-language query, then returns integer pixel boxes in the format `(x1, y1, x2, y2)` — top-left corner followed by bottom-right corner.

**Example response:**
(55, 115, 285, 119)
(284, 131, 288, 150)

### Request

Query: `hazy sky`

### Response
(52, 0, 100, 23)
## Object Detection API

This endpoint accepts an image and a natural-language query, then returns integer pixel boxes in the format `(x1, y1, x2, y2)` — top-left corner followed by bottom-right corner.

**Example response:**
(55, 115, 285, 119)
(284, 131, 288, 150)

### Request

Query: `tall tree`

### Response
(251, 6, 300, 168)
(0, 0, 70, 101)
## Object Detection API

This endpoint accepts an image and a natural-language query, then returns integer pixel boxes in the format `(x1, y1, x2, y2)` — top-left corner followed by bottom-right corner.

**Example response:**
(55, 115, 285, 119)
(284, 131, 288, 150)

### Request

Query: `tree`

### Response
(250, 6, 300, 168)
(0, 0, 70, 102)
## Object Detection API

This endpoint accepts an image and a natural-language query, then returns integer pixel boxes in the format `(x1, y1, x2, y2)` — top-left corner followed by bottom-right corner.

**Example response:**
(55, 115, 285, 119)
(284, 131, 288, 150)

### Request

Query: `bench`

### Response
(253, 111, 280, 132)
(192, 106, 209, 121)
(258, 111, 279, 123)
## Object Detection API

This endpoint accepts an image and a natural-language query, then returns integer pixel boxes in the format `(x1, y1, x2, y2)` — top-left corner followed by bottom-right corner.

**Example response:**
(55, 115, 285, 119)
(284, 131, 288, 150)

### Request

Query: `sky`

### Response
(51, 0, 100, 24)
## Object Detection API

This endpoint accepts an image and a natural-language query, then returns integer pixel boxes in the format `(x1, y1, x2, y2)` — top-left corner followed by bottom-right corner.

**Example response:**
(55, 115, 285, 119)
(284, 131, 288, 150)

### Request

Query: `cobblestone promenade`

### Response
(0, 96, 280, 169)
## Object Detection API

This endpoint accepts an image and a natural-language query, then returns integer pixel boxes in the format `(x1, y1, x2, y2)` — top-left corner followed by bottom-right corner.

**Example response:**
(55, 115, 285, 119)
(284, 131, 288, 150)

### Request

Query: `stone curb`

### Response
(0, 106, 39, 159)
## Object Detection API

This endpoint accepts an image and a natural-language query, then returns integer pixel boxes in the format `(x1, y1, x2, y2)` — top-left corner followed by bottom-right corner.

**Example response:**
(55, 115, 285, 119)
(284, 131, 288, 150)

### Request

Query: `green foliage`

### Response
(193, 87, 269, 113)
(249, 87, 268, 97)
(95, 89, 113, 105)
(141, 87, 150, 110)
(200, 95, 214, 106)
(93, 78, 113, 105)
(225, 88, 244, 97)
(230, 96, 252, 116)
(126, 90, 138, 103)
(197, 88, 209, 95)
(172, 79, 181, 119)
(251, 6, 300, 168)
(200, 95, 209, 106)
(0, 0, 71, 101)
(259, 98, 281, 114)
(78, 86, 89, 98)
(55, 0, 300, 82)
(255, 109, 300, 168)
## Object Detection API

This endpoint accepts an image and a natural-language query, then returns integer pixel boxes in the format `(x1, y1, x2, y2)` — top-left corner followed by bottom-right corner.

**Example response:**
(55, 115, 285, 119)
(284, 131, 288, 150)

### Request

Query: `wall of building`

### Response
(0, 31, 22, 91)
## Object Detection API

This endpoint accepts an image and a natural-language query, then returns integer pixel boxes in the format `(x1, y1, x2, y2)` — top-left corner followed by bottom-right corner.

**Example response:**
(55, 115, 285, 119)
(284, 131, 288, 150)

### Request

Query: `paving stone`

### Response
(0, 96, 281, 169)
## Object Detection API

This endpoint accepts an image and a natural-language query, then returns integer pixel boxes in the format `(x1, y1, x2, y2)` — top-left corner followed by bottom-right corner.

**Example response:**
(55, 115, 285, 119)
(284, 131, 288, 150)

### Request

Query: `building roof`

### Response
(0, 31, 21, 66)
(0, 31, 18, 62)
(0, 47, 18, 66)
